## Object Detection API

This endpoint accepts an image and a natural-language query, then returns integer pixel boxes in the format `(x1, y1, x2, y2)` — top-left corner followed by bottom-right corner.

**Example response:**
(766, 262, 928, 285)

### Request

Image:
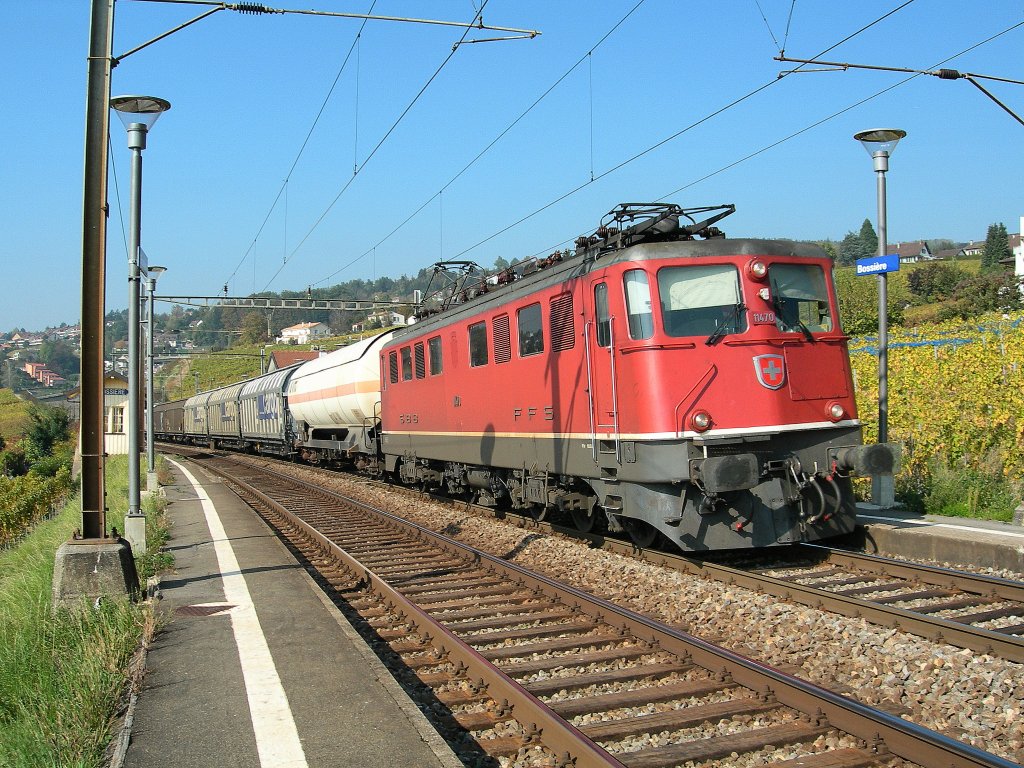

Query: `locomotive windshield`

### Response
(657, 265, 746, 339)
(769, 263, 833, 334)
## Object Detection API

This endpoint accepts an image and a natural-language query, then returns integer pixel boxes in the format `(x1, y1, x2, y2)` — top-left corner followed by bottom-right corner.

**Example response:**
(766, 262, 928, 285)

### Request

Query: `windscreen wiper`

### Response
(705, 302, 745, 346)
(771, 294, 815, 343)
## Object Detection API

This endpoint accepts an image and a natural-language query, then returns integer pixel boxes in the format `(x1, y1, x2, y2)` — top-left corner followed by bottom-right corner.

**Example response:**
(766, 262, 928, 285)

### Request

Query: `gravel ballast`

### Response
(248, 460, 1024, 764)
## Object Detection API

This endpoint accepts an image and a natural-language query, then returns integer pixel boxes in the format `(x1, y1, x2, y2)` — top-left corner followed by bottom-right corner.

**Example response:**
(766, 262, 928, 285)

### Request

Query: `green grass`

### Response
(0, 456, 157, 768)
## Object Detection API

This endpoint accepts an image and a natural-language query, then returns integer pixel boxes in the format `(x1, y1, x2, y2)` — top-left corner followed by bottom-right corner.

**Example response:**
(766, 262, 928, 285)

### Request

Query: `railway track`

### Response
(183, 452, 1015, 768)
(372, 468, 1024, 664)
(542, 530, 1024, 664)
(160, 444, 1024, 664)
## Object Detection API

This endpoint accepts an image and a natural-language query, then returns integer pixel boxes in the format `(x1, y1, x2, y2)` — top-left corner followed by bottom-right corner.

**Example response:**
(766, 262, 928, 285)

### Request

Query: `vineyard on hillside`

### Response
(850, 312, 1023, 518)
(0, 390, 32, 446)
(0, 468, 75, 549)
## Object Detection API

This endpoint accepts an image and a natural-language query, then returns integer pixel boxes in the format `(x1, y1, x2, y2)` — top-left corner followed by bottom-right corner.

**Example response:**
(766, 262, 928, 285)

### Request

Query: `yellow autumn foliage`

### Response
(850, 312, 1024, 491)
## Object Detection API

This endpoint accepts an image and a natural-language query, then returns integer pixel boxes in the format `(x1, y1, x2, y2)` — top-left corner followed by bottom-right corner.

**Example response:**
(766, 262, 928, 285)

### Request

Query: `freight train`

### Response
(155, 203, 897, 551)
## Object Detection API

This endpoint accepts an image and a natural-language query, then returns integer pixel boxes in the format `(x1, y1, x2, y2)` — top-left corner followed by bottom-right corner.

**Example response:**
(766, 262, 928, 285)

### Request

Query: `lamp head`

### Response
(110, 95, 171, 131)
(854, 128, 906, 157)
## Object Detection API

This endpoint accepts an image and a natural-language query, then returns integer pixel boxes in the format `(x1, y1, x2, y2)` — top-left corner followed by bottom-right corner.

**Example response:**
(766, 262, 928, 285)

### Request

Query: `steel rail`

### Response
(159, 446, 1024, 661)
(799, 543, 1024, 602)
(201, 458, 624, 768)
(201, 455, 1019, 768)
(464, 505, 1024, 662)
(628, 545, 1024, 663)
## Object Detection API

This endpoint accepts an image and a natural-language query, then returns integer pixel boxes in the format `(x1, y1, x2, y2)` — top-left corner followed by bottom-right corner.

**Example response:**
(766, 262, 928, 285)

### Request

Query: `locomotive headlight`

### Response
(691, 410, 712, 431)
(827, 402, 845, 421)
(747, 259, 768, 280)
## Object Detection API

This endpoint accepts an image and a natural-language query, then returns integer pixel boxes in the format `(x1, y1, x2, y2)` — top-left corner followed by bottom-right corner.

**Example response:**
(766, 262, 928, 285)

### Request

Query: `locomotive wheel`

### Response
(623, 518, 659, 549)
(570, 503, 599, 533)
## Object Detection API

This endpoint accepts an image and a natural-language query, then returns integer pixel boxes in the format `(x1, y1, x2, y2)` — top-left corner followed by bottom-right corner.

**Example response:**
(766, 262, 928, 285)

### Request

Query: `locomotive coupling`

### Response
(830, 443, 900, 477)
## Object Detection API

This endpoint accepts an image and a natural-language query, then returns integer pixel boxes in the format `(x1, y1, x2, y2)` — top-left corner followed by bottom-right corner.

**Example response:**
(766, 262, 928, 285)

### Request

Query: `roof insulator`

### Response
(233, 3, 277, 15)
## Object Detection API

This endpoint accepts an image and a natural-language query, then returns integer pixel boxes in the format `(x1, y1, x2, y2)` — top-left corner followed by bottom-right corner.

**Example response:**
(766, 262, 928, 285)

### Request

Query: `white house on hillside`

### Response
(276, 321, 331, 344)
(1013, 217, 1023, 296)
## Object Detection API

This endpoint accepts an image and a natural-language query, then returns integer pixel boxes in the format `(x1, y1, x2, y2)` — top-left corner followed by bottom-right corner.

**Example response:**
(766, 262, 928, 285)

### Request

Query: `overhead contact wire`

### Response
(310, 0, 649, 287)
(451, 0, 917, 259)
(223, 1, 378, 288)
(263, 0, 491, 291)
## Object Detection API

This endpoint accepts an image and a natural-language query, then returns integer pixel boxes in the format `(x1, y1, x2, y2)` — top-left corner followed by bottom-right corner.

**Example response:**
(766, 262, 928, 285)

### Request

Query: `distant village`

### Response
(0, 305, 415, 399)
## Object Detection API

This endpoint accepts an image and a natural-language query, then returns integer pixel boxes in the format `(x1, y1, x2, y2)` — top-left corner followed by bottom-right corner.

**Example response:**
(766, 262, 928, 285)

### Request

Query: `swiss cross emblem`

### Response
(753, 354, 785, 390)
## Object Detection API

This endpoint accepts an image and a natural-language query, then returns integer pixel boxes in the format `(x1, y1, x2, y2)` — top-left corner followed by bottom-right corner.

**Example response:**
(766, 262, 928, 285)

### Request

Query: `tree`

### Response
(837, 231, 866, 265)
(981, 222, 1011, 272)
(946, 271, 1023, 318)
(23, 404, 69, 461)
(238, 312, 268, 345)
(40, 339, 79, 378)
(906, 262, 968, 302)
(858, 218, 879, 258)
(926, 238, 956, 254)
(815, 240, 838, 261)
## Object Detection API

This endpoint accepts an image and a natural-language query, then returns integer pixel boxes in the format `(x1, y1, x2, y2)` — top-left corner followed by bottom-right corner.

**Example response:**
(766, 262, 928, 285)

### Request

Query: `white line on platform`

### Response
(859, 514, 1024, 540)
(170, 460, 309, 768)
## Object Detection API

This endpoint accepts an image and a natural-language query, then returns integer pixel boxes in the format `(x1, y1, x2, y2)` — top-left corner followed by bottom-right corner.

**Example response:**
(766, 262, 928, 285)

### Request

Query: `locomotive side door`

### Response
(584, 280, 621, 466)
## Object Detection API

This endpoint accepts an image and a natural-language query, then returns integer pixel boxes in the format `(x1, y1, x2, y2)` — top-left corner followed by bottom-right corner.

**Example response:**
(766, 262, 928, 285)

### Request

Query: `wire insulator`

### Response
(233, 3, 276, 14)
(937, 68, 962, 80)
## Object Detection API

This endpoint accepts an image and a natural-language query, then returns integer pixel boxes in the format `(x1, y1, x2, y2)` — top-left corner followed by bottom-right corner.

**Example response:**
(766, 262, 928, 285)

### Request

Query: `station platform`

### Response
(856, 503, 1024, 573)
(120, 457, 461, 768)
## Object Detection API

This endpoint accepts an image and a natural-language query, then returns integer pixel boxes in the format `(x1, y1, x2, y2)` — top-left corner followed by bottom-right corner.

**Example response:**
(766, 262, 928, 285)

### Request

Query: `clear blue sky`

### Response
(2, 1, 1022, 332)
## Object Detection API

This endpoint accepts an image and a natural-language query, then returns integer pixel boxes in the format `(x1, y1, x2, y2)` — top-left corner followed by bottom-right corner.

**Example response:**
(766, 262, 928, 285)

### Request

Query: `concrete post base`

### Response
(124, 513, 147, 556)
(52, 537, 139, 608)
(871, 474, 896, 508)
(146, 470, 160, 493)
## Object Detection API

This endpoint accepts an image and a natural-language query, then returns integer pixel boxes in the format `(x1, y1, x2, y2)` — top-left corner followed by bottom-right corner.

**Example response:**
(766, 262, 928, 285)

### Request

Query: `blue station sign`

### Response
(855, 254, 900, 275)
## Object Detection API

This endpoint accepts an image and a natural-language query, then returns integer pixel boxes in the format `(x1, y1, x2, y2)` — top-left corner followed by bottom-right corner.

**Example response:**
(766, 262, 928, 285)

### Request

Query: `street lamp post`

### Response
(854, 128, 906, 508)
(145, 265, 166, 493)
(111, 95, 171, 556)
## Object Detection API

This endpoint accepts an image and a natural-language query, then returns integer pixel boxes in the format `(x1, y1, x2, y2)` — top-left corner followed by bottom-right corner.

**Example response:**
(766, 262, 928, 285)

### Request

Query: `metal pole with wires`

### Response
(855, 128, 905, 508)
(146, 266, 166, 492)
(111, 95, 171, 556)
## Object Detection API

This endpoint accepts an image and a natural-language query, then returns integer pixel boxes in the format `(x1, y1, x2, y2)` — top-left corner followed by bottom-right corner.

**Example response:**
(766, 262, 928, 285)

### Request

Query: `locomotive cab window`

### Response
(658, 264, 746, 338)
(428, 335, 442, 375)
(468, 321, 488, 367)
(769, 263, 832, 334)
(624, 269, 654, 340)
(518, 303, 544, 356)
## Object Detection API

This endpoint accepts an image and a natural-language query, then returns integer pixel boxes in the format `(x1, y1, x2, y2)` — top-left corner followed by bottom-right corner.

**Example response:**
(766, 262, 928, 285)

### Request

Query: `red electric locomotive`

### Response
(380, 203, 895, 551)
